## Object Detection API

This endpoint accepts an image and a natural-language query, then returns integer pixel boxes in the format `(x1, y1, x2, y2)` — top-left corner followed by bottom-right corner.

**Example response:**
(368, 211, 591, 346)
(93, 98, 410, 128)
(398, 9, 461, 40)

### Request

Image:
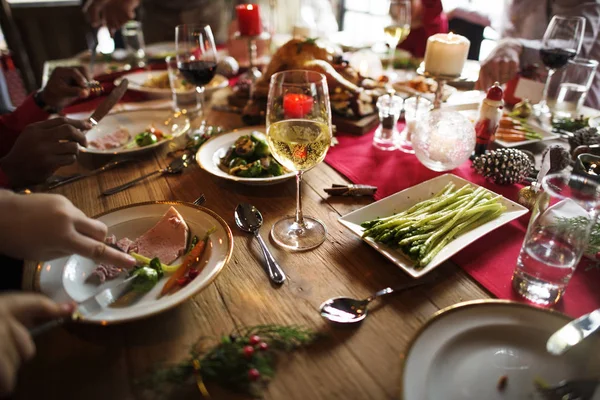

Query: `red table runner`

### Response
(324, 126, 600, 318)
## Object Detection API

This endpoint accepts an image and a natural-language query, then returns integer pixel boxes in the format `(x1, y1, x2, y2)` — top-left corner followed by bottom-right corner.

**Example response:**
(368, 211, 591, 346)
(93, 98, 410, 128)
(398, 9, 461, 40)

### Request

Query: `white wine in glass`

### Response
(384, 0, 411, 74)
(266, 71, 332, 251)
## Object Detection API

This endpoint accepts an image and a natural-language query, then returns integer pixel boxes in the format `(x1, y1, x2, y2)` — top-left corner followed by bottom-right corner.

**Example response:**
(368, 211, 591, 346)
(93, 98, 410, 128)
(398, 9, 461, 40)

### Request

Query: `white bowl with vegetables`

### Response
(196, 128, 296, 186)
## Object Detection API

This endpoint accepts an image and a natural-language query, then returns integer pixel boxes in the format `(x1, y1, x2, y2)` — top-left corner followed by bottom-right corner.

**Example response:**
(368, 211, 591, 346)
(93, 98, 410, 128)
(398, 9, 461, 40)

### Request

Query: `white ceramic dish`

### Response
(196, 128, 296, 186)
(457, 108, 560, 148)
(338, 174, 528, 278)
(35, 202, 233, 324)
(115, 71, 228, 100)
(400, 300, 600, 400)
(75, 109, 190, 155)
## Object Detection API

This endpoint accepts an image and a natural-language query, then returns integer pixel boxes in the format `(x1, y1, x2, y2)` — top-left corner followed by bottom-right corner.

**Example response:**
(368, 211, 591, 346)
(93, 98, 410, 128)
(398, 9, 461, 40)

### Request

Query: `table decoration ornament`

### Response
(471, 148, 533, 185)
(324, 183, 377, 196)
(567, 126, 600, 155)
(473, 82, 503, 157)
(138, 325, 319, 398)
(235, 4, 264, 90)
(412, 109, 475, 172)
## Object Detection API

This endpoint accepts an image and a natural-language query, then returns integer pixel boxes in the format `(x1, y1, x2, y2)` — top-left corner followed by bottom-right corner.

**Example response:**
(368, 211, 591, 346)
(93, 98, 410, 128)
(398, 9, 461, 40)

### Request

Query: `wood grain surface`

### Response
(17, 97, 492, 400)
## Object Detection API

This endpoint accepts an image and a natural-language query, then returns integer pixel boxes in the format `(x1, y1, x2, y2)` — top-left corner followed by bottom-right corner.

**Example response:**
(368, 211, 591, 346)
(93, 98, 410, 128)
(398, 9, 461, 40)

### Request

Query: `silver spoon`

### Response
(234, 203, 286, 284)
(319, 280, 430, 324)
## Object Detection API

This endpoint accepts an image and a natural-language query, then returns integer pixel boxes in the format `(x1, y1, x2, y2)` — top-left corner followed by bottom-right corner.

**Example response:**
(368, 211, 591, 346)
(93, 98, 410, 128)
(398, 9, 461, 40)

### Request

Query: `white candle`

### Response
(423, 32, 470, 77)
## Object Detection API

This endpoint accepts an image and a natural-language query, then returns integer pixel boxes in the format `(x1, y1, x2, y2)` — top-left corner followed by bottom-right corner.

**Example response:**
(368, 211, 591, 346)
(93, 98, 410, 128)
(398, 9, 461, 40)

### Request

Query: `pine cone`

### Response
(471, 148, 533, 185)
(568, 127, 600, 154)
(541, 145, 571, 173)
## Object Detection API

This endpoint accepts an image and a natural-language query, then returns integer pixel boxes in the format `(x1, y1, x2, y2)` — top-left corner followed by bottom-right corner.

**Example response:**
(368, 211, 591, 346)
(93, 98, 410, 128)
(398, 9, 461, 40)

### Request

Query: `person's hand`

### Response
(0, 293, 74, 397)
(0, 117, 91, 188)
(0, 191, 136, 267)
(83, 0, 111, 28)
(476, 39, 523, 91)
(104, 0, 140, 35)
(40, 67, 91, 110)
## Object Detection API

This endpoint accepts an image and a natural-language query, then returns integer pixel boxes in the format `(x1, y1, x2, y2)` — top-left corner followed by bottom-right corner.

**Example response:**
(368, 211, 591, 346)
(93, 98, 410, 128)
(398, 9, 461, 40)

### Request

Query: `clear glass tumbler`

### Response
(166, 56, 201, 116)
(121, 20, 147, 66)
(551, 58, 598, 118)
(399, 96, 431, 154)
(512, 173, 600, 305)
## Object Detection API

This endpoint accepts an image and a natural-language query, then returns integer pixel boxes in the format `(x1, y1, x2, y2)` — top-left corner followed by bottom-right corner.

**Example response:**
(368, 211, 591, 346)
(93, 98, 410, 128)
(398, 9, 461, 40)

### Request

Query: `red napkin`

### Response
(325, 125, 600, 318)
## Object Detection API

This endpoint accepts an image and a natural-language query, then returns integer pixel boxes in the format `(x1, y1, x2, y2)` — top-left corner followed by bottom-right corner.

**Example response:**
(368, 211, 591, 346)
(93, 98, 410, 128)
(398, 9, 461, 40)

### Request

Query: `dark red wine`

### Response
(178, 61, 217, 86)
(539, 48, 577, 69)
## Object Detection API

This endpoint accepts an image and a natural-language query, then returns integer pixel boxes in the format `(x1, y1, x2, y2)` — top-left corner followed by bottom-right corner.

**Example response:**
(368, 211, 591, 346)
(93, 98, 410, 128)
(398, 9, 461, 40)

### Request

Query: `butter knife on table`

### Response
(87, 78, 129, 127)
(546, 308, 600, 355)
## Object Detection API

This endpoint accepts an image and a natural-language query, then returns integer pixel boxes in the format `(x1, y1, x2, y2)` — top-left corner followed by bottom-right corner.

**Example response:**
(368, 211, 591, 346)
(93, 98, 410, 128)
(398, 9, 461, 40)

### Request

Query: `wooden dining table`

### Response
(16, 89, 494, 400)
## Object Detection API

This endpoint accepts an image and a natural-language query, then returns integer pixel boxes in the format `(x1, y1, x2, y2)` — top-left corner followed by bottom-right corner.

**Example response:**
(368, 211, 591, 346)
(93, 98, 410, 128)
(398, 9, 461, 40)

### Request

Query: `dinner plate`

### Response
(338, 174, 528, 278)
(115, 71, 229, 100)
(196, 128, 296, 186)
(35, 202, 233, 324)
(77, 109, 190, 155)
(457, 108, 561, 148)
(400, 300, 600, 400)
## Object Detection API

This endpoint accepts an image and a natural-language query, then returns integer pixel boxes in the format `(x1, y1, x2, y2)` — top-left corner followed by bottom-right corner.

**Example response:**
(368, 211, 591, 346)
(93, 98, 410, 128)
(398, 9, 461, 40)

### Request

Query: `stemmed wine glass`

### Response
(175, 24, 218, 122)
(536, 15, 586, 116)
(266, 71, 333, 251)
(384, 0, 411, 77)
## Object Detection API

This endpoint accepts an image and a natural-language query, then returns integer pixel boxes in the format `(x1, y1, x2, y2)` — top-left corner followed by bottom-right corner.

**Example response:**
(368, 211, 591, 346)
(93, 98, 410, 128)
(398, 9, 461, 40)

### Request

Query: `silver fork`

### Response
(192, 194, 206, 206)
(536, 379, 599, 400)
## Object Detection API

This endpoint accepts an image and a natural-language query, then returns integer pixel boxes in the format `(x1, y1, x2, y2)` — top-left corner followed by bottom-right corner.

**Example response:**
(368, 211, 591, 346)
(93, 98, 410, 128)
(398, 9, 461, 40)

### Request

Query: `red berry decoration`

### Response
(243, 345, 255, 358)
(258, 342, 268, 351)
(249, 335, 261, 345)
(248, 368, 261, 381)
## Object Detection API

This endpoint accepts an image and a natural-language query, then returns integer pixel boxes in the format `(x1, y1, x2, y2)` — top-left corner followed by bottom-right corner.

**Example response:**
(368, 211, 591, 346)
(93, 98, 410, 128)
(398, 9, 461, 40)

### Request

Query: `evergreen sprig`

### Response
(139, 325, 320, 398)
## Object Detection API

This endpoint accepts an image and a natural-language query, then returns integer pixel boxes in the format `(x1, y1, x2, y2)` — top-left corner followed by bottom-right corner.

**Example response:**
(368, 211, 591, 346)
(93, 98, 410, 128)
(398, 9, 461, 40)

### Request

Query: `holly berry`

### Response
(248, 368, 261, 381)
(249, 335, 261, 345)
(258, 342, 268, 351)
(243, 345, 255, 358)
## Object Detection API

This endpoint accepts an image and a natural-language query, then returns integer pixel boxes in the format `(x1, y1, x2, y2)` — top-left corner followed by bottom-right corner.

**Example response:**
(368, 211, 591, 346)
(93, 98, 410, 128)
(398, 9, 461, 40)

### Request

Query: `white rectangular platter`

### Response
(338, 174, 529, 278)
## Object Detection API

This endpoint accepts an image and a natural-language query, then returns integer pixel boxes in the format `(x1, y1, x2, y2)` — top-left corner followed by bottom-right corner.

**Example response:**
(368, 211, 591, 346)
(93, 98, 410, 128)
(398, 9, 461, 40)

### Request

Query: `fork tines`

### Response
(193, 194, 206, 206)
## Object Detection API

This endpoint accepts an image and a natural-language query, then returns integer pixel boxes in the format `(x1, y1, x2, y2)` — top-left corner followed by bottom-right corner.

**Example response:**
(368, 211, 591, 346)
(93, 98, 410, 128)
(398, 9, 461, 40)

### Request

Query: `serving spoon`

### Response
(319, 280, 430, 324)
(234, 203, 286, 284)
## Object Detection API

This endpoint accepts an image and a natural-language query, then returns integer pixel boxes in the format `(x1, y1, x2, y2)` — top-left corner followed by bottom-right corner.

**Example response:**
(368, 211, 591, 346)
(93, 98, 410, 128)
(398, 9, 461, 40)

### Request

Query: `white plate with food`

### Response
(115, 70, 229, 99)
(35, 202, 233, 324)
(196, 128, 295, 186)
(457, 108, 561, 148)
(400, 300, 600, 400)
(338, 174, 528, 278)
(71, 109, 190, 155)
(392, 76, 457, 102)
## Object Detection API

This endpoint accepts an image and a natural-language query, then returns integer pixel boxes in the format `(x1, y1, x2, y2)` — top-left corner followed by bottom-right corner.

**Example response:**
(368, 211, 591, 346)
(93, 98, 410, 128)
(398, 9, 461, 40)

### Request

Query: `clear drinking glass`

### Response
(551, 58, 598, 118)
(121, 21, 146, 66)
(373, 94, 403, 151)
(266, 70, 333, 251)
(512, 173, 600, 305)
(384, 0, 411, 77)
(175, 24, 218, 124)
(535, 15, 586, 116)
(166, 55, 201, 115)
(399, 96, 431, 154)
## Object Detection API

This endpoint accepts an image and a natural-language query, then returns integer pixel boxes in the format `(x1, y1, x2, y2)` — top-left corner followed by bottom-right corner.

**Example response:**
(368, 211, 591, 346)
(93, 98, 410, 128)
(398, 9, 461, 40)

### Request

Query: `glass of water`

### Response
(121, 21, 146, 66)
(512, 172, 600, 305)
(399, 96, 431, 154)
(166, 56, 201, 116)
(551, 57, 598, 118)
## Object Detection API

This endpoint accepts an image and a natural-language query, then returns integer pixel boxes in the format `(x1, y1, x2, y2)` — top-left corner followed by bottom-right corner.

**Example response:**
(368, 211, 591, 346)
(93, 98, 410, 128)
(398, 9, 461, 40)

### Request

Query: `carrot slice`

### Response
(160, 227, 215, 296)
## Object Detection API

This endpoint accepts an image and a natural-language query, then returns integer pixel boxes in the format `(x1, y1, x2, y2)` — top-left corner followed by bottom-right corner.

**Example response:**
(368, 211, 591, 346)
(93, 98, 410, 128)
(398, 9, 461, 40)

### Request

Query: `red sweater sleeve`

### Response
(0, 94, 49, 158)
(0, 94, 50, 188)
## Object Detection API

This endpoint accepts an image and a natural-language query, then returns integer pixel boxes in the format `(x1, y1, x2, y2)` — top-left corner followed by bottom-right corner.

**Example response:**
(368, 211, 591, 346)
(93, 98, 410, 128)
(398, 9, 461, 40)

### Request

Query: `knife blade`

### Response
(88, 78, 129, 127)
(546, 308, 600, 355)
(46, 158, 135, 190)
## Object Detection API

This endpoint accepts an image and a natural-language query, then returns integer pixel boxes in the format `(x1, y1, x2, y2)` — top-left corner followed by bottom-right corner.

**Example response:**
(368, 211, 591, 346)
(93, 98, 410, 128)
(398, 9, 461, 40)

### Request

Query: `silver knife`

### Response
(547, 308, 600, 355)
(46, 158, 135, 190)
(88, 78, 129, 127)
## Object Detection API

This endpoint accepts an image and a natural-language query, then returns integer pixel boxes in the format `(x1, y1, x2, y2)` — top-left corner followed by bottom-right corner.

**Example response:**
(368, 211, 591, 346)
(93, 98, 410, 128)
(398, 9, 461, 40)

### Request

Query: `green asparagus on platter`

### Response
(360, 183, 506, 269)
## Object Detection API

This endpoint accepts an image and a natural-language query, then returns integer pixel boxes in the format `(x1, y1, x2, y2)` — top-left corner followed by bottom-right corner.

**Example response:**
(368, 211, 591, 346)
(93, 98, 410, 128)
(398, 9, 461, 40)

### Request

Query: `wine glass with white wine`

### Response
(266, 70, 332, 251)
(384, 0, 411, 76)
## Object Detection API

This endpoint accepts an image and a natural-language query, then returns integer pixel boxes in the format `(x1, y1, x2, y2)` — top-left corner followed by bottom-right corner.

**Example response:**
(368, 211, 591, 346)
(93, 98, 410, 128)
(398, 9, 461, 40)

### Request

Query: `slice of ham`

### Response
(133, 206, 189, 265)
(89, 127, 130, 150)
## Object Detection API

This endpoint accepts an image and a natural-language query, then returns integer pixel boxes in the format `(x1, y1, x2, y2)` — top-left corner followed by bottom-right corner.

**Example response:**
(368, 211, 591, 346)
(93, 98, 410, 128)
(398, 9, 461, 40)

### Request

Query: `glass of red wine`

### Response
(537, 15, 586, 116)
(175, 24, 218, 122)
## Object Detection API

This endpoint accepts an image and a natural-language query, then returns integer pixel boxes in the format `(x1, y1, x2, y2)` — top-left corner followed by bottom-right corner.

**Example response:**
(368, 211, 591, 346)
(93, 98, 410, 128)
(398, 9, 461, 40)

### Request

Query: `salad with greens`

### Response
(219, 132, 286, 178)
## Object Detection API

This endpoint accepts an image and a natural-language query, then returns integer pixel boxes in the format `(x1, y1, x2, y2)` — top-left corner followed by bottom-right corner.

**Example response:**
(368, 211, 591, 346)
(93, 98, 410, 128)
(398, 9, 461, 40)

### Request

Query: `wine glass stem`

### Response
(541, 68, 556, 107)
(196, 85, 205, 120)
(387, 40, 399, 72)
(295, 171, 305, 227)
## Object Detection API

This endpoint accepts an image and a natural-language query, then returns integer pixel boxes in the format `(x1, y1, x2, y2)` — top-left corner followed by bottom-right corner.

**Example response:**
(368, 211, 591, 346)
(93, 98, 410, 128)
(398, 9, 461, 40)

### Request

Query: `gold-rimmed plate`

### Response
(400, 300, 600, 400)
(34, 201, 233, 324)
